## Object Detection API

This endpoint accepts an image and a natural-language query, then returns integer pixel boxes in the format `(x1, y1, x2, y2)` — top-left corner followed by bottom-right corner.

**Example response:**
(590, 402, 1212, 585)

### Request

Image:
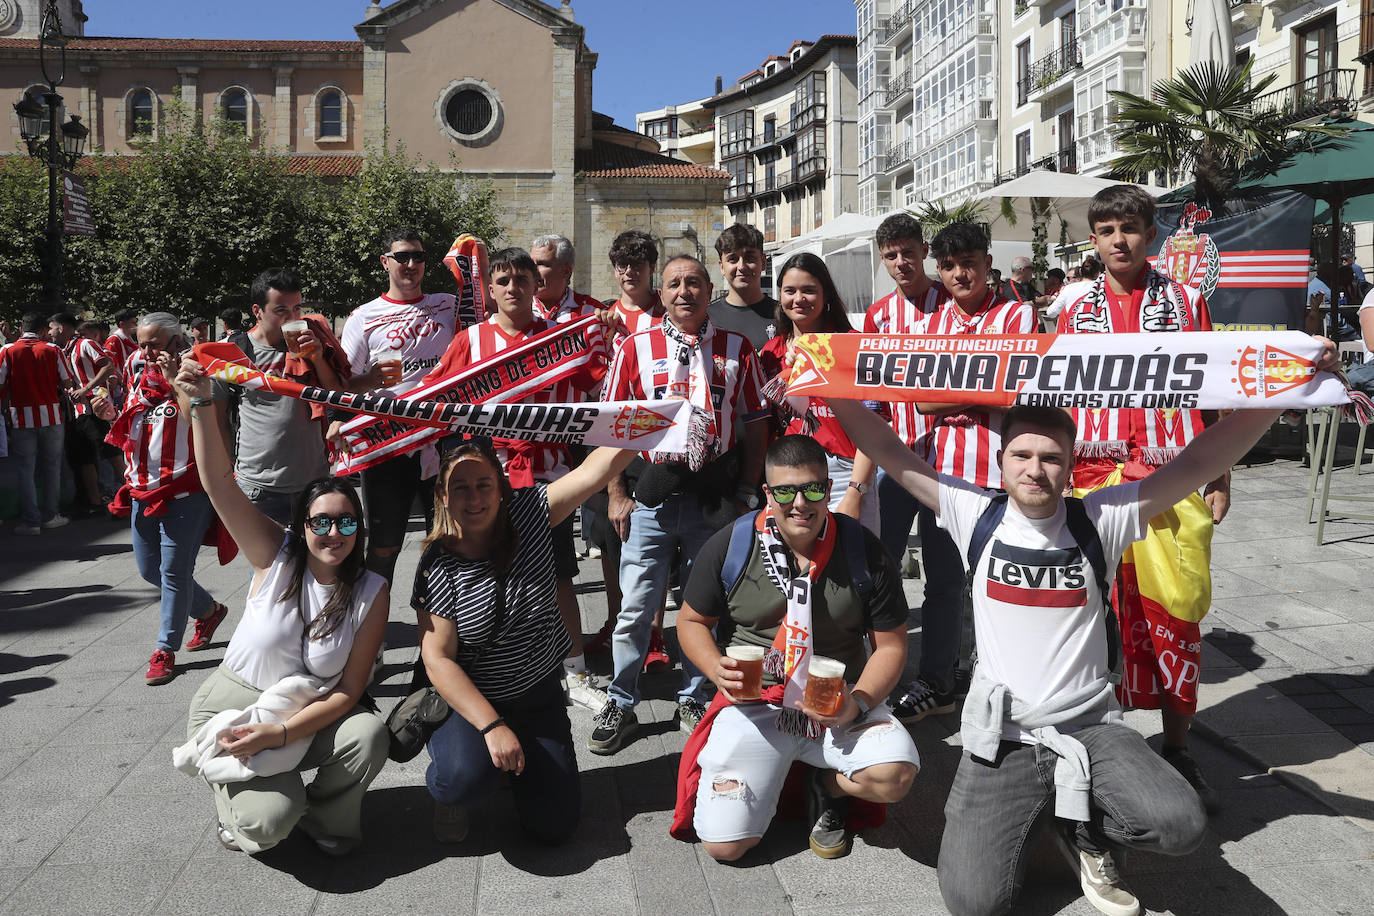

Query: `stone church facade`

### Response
(0, 0, 728, 297)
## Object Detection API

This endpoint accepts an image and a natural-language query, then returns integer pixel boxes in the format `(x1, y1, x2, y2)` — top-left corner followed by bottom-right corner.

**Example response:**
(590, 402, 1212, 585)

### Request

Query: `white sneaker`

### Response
(41, 514, 69, 529)
(564, 669, 609, 712)
(1056, 829, 1141, 916)
(14, 523, 40, 536)
(586, 545, 602, 559)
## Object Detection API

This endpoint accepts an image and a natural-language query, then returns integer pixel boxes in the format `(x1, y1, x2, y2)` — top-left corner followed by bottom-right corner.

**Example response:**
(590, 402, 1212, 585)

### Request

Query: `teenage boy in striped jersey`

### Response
(422, 248, 608, 712)
(885, 222, 1038, 724)
(50, 311, 115, 515)
(0, 311, 74, 534)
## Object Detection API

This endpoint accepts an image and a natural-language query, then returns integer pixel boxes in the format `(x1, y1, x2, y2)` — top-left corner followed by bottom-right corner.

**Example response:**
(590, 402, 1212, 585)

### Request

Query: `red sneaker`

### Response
(185, 602, 228, 652)
(583, 620, 614, 656)
(644, 628, 670, 673)
(145, 648, 176, 685)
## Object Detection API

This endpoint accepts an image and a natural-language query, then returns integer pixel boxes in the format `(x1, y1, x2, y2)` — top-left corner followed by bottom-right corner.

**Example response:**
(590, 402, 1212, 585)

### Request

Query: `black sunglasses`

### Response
(305, 514, 360, 536)
(765, 480, 830, 504)
(384, 251, 427, 265)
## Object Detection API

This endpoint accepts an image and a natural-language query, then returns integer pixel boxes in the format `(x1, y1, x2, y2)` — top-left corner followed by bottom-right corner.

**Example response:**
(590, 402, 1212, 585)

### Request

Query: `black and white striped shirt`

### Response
(411, 485, 570, 702)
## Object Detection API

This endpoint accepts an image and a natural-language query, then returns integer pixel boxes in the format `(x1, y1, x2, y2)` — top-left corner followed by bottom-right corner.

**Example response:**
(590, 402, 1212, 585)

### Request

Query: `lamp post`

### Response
(12, 0, 88, 310)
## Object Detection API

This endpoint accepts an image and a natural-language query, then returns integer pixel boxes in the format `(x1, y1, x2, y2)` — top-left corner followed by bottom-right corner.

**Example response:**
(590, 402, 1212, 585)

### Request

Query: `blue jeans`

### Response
(609, 494, 715, 708)
(938, 724, 1207, 916)
(9, 423, 64, 525)
(877, 470, 965, 695)
(426, 672, 579, 845)
(131, 491, 216, 651)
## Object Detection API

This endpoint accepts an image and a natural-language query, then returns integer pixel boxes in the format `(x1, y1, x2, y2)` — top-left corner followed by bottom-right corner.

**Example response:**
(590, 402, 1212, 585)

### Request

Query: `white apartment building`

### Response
(706, 36, 860, 254)
(635, 95, 716, 168)
(1234, 1, 1363, 123)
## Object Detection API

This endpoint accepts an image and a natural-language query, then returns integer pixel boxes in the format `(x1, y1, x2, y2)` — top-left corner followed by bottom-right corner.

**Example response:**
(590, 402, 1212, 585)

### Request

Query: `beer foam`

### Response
(808, 656, 845, 679)
(726, 646, 764, 661)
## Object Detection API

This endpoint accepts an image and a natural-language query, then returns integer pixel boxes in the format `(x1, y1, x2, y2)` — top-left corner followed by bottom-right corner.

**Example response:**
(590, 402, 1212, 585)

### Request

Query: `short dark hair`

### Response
(1047, 268, 1066, 282)
(662, 253, 709, 283)
(714, 223, 765, 257)
(112, 308, 137, 324)
(775, 252, 852, 338)
(1000, 404, 1077, 449)
(1087, 185, 1156, 232)
(875, 213, 924, 249)
(930, 221, 990, 259)
(381, 226, 424, 252)
(250, 267, 304, 308)
(48, 311, 78, 329)
(218, 307, 243, 330)
(765, 434, 829, 476)
(488, 246, 538, 279)
(78, 320, 104, 336)
(21, 311, 45, 334)
(608, 229, 658, 268)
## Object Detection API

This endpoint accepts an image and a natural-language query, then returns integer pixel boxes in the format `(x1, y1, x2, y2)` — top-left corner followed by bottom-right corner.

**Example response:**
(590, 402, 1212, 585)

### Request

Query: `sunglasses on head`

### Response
(305, 514, 359, 536)
(765, 480, 830, 504)
(384, 251, 427, 265)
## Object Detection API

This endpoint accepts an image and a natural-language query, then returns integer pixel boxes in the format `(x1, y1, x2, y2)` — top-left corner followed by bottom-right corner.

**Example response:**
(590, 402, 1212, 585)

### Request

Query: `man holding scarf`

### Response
(1055, 185, 1224, 813)
(672, 434, 918, 861)
(420, 247, 608, 711)
(590, 254, 769, 754)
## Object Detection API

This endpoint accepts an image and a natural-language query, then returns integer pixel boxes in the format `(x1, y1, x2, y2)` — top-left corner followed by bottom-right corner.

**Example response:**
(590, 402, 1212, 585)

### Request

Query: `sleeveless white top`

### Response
(223, 536, 386, 690)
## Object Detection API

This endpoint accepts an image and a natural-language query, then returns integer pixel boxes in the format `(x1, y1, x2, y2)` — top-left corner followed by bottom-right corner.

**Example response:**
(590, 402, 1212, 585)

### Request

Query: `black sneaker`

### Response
(952, 667, 972, 699)
(805, 768, 851, 859)
(678, 698, 707, 733)
(588, 700, 637, 755)
(892, 677, 956, 723)
(1162, 745, 1221, 815)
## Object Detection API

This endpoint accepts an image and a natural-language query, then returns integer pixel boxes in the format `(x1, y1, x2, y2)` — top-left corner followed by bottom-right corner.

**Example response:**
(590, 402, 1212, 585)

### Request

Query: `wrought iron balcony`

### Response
(883, 69, 913, 108)
(884, 138, 913, 172)
(1252, 68, 1354, 126)
(993, 147, 1076, 186)
(1018, 38, 1082, 106)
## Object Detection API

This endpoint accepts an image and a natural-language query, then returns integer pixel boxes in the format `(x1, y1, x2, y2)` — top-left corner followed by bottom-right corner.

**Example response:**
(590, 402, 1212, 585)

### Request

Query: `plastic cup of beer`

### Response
(804, 656, 846, 716)
(282, 320, 314, 359)
(91, 386, 116, 421)
(378, 357, 404, 386)
(725, 645, 764, 700)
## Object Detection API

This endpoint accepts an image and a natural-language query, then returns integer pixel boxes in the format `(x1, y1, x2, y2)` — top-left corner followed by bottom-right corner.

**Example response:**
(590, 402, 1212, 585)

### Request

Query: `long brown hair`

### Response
(774, 252, 852, 340)
(424, 440, 520, 575)
(279, 477, 368, 641)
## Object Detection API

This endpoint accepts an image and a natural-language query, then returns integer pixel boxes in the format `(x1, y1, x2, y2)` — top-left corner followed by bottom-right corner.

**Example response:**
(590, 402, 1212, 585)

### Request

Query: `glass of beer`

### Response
(804, 656, 846, 716)
(377, 357, 404, 386)
(726, 645, 764, 700)
(282, 320, 314, 359)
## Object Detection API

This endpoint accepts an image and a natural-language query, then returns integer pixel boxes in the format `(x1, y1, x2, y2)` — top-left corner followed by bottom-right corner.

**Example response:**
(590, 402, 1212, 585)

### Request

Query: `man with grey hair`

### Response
(1001, 257, 1049, 310)
(531, 234, 603, 326)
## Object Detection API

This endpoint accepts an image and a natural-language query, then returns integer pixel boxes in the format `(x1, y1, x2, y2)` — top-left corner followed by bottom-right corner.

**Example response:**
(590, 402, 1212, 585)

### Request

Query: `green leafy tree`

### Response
(0, 157, 47, 323)
(300, 137, 504, 315)
(1106, 59, 1344, 208)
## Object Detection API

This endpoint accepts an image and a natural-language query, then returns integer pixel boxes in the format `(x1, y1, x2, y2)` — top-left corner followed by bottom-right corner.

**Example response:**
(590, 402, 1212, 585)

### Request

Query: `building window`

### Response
(644, 116, 677, 141)
(1297, 13, 1339, 89)
(1014, 130, 1031, 174)
(435, 78, 504, 146)
(791, 198, 802, 237)
(763, 116, 776, 142)
(319, 89, 343, 138)
(813, 190, 823, 229)
(1016, 40, 1031, 106)
(764, 206, 776, 243)
(720, 110, 754, 158)
(221, 87, 249, 133)
(128, 88, 155, 138)
(793, 72, 826, 130)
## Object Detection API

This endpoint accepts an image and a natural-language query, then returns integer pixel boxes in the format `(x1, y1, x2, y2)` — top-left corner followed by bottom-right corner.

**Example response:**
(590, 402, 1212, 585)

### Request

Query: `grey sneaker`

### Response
(1055, 827, 1140, 916)
(805, 768, 851, 859)
(892, 677, 956, 723)
(588, 700, 637, 755)
(678, 698, 707, 733)
(433, 803, 469, 843)
(41, 514, 69, 530)
(1162, 746, 1221, 815)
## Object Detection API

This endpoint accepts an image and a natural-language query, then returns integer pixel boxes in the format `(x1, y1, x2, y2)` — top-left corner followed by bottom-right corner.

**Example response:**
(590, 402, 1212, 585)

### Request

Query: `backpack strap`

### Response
(720, 511, 761, 597)
(967, 493, 1009, 578)
(1063, 496, 1121, 684)
(833, 513, 872, 605)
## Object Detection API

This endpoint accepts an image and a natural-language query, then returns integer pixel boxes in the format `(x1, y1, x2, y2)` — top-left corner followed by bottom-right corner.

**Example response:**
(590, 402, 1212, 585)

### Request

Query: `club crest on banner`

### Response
(1231, 345, 1317, 398)
(612, 404, 674, 439)
(1158, 202, 1221, 301)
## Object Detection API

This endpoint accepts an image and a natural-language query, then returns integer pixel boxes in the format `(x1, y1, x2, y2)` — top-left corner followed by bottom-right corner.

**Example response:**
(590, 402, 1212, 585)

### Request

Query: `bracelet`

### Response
(479, 717, 505, 735)
(280, 723, 288, 747)
(188, 396, 214, 414)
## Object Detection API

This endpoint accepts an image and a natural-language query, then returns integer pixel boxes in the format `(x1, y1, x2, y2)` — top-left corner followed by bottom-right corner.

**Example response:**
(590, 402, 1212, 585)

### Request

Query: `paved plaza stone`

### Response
(2, 445, 1373, 914)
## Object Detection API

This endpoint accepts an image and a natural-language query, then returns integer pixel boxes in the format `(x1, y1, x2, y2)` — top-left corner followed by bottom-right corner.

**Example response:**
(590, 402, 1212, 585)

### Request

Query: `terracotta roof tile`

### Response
(286, 155, 363, 176)
(576, 140, 728, 180)
(0, 36, 361, 53)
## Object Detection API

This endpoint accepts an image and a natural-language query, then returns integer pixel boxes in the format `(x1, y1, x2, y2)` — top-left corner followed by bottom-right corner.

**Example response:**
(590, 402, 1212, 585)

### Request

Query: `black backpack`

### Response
(720, 511, 872, 603)
(966, 494, 1121, 683)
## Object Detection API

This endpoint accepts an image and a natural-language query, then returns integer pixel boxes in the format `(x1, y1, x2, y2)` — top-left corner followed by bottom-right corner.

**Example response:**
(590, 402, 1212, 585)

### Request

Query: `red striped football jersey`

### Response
(64, 337, 110, 418)
(0, 334, 73, 428)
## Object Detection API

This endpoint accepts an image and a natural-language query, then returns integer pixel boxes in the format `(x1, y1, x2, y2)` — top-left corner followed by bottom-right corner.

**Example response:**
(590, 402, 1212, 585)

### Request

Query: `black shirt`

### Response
(684, 518, 909, 685)
(708, 295, 778, 351)
(1001, 280, 1040, 305)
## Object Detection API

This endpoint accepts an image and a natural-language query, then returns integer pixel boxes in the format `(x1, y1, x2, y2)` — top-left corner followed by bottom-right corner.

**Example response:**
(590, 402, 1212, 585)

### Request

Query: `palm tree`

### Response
(1106, 58, 1342, 208)
(911, 198, 990, 238)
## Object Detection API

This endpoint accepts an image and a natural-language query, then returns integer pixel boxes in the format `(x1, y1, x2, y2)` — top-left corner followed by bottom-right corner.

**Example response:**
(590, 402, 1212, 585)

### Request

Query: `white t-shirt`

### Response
(938, 476, 1146, 743)
(1360, 287, 1374, 360)
(339, 292, 460, 397)
(224, 536, 386, 690)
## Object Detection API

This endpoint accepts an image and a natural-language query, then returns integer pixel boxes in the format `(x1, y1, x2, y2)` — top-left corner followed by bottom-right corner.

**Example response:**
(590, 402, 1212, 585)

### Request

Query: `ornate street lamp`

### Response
(11, 0, 86, 309)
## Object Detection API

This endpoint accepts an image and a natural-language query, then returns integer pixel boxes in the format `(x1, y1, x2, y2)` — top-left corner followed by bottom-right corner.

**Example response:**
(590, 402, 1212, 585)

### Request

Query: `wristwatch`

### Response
(847, 480, 869, 494)
(852, 694, 872, 724)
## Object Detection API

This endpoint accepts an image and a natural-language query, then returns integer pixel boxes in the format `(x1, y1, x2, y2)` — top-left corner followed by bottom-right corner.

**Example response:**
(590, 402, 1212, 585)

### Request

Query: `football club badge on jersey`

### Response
(1158, 202, 1220, 301)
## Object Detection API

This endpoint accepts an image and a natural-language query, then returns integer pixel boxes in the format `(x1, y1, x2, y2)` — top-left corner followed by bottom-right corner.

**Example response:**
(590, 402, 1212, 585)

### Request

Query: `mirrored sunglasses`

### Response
(306, 514, 359, 536)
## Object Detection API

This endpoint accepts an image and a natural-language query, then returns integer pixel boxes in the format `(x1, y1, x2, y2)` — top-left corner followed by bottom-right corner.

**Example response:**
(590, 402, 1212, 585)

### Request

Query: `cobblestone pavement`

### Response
(1, 449, 1371, 915)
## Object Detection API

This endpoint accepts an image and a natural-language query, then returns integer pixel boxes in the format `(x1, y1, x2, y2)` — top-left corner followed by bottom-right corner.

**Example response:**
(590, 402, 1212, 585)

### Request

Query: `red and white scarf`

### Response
(653, 317, 719, 470)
